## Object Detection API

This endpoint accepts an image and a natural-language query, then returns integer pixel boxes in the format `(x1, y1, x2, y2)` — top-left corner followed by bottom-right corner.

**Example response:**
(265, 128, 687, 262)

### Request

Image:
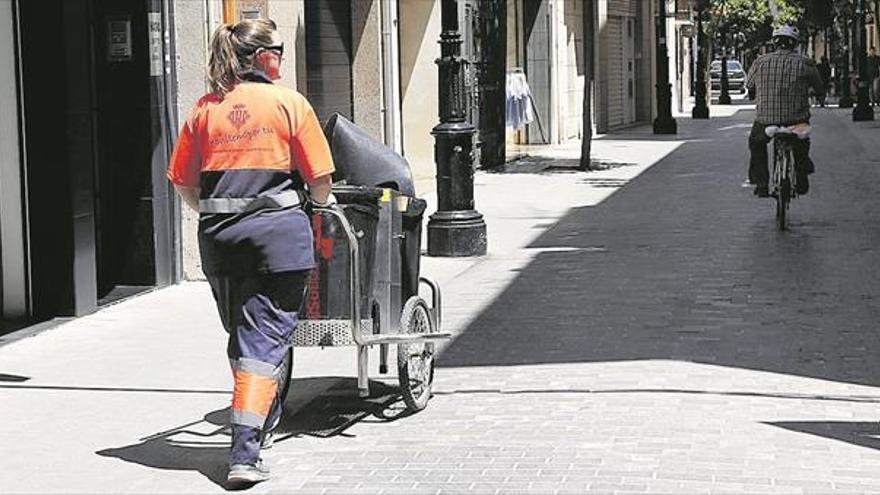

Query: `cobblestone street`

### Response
(427, 106, 880, 493)
(3, 105, 880, 494)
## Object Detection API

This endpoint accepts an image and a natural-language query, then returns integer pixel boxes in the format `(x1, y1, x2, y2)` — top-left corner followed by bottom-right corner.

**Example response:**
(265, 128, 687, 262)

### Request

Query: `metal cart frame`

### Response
(292, 188, 450, 410)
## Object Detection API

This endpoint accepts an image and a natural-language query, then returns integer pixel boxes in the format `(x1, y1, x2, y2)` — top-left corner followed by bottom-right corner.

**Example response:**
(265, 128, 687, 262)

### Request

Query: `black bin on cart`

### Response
(306, 186, 381, 327)
(322, 114, 426, 305)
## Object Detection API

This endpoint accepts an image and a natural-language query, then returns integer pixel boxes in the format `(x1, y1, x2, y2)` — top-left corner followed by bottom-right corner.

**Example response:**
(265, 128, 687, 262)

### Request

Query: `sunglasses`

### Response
(262, 43, 284, 58)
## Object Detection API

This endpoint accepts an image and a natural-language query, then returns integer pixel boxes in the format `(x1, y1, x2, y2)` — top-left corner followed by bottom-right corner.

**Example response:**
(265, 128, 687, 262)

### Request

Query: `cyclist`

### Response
(746, 25, 825, 197)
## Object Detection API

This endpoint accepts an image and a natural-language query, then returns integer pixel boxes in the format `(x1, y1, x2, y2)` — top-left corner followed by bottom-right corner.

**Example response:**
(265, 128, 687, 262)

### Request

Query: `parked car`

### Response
(710, 59, 747, 93)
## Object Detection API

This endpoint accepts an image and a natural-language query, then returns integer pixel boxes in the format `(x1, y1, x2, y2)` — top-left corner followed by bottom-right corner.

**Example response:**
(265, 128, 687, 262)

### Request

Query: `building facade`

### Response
(1, 0, 179, 330)
(0, 0, 677, 330)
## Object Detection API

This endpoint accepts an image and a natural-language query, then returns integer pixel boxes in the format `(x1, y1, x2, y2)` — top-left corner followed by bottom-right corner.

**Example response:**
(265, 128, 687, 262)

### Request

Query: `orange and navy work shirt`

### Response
(167, 71, 334, 275)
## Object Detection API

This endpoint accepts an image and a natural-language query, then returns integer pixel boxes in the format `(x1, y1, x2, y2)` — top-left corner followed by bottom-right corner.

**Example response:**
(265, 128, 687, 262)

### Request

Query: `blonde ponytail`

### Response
(207, 19, 278, 96)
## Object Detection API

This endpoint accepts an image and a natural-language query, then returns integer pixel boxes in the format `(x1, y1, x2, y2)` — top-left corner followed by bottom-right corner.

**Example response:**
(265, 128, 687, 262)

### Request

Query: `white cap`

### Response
(772, 25, 800, 41)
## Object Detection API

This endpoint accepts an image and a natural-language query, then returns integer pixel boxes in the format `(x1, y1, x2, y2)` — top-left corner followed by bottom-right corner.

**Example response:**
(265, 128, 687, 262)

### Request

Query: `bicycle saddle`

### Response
(764, 123, 811, 139)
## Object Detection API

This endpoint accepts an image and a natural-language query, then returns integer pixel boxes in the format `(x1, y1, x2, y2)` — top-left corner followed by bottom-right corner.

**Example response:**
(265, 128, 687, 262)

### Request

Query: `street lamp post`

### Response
(853, 0, 875, 120)
(719, 52, 732, 104)
(427, 0, 487, 257)
(654, 0, 678, 134)
(840, 6, 854, 108)
(692, 0, 710, 118)
(718, 1, 732, 104)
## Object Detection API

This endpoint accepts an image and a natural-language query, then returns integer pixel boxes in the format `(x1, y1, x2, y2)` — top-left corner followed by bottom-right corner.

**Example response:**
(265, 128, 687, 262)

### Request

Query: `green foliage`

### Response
(705, 0, 774, 50)
(708, 0, 771, 31)
(772, 0, 806, 27)
(704, 0, 822, 55)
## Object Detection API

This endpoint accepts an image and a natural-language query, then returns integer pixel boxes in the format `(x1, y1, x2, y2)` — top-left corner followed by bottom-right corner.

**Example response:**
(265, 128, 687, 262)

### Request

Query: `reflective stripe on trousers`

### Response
(230, 357, 277, 428)
(208, 271, 308, 465)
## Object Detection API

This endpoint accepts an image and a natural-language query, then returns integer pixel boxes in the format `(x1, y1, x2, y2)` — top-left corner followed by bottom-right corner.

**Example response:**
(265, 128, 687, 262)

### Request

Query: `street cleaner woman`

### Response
(166, 19, 335, 485)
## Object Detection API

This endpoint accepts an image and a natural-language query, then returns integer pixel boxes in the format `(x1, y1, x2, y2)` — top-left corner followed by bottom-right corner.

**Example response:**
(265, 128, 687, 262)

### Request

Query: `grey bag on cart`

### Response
(322, 113, 415, 196)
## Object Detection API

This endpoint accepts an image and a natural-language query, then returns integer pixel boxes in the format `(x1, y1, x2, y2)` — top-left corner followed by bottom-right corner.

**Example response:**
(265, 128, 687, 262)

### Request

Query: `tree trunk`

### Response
(580, 0, 594, 170)
(580, 76, 593, 170)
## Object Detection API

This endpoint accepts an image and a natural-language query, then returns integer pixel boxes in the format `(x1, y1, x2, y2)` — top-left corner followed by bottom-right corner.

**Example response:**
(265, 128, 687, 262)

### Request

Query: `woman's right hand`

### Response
(307, 174, 333, 205)
(311, 192, 337, 208)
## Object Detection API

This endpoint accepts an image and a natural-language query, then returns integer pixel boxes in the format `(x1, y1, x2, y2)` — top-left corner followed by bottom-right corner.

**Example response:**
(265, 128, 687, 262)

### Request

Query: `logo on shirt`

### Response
(227, 104, 251, 130)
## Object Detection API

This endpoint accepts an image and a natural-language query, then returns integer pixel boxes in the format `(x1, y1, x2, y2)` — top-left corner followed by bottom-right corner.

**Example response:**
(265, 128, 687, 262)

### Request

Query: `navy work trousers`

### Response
(208, 271, 308, 467)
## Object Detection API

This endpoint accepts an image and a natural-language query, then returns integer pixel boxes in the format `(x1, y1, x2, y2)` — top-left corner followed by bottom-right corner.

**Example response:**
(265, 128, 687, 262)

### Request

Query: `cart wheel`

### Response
(277, 347, 293, 403)
(397, 296, 436, 412)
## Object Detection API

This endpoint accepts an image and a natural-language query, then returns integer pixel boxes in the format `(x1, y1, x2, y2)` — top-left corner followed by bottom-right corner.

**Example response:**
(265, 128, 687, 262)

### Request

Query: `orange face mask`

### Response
(254, 45, 282, 81)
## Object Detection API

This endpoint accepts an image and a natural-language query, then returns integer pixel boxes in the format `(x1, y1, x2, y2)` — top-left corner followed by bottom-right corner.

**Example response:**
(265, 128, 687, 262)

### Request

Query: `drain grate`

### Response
(579, 177, 629, 188)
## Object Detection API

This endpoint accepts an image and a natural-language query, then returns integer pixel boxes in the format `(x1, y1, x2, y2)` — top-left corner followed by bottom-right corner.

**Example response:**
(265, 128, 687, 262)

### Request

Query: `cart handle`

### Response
(313, 205, 366, 346)
(419, 276, 442, 331)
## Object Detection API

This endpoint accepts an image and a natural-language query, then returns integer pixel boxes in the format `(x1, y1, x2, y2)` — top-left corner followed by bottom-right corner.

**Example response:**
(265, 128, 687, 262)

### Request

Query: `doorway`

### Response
(15, 0, 174, 320)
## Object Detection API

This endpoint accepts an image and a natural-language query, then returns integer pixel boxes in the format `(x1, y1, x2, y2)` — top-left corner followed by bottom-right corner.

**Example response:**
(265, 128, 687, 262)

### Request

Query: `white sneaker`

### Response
(227, 460, 270, 485)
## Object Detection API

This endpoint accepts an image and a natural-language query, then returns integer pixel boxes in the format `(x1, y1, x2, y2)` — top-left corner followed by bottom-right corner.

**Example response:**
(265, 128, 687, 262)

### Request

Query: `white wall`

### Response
(0, 0, 27, 317)
(173, 0, 214, 280)
(559, 0, 585, 142)
(352, 0, 384, 141)
(267, 0, 303, 91)
(673, 21, 692, 114)
(399, 0, 441, 195)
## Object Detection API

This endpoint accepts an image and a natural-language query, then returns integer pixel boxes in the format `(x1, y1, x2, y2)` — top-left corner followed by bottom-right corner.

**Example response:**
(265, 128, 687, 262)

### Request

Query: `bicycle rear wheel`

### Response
(776, 179, 790, 231)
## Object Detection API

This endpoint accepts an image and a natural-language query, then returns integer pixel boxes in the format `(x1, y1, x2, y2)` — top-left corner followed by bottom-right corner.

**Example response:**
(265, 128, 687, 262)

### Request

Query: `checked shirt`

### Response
(746, 49, 825, 125)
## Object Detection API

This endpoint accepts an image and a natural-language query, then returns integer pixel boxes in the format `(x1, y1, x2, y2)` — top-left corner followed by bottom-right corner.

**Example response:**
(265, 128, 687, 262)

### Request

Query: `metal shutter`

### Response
(305, 0, 353, 126)
(606, 16, 625, 129)
(607, 0, 635, 16)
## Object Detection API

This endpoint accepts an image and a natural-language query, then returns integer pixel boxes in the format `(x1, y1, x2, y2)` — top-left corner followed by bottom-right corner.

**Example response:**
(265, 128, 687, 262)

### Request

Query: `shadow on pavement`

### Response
(273, 377, 406, 440)
(97, 378, 406, 489)
(0, 383, 226, 394)
(437, 109, 880, 388)
(766, 421, 880, 451)
(489, 157, 638, 175)
(596, 105, 755, 141)
(0, 373, 29, 382)
(97, 408, 231, 488)
(433, 387, 880, 404)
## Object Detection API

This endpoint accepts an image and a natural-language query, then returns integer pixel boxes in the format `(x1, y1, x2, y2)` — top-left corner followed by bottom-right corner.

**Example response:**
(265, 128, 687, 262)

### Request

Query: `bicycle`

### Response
(765, 124, 810, 231)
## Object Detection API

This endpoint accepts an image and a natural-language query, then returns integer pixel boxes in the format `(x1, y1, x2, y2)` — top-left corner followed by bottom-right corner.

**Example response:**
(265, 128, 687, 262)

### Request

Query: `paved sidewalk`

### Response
(3, 104, 880, 494)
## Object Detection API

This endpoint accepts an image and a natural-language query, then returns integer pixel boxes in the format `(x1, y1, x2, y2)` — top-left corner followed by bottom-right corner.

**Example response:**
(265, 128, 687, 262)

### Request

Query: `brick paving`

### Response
(256, 107, 880, 494)
(3, 105, 880, 494)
